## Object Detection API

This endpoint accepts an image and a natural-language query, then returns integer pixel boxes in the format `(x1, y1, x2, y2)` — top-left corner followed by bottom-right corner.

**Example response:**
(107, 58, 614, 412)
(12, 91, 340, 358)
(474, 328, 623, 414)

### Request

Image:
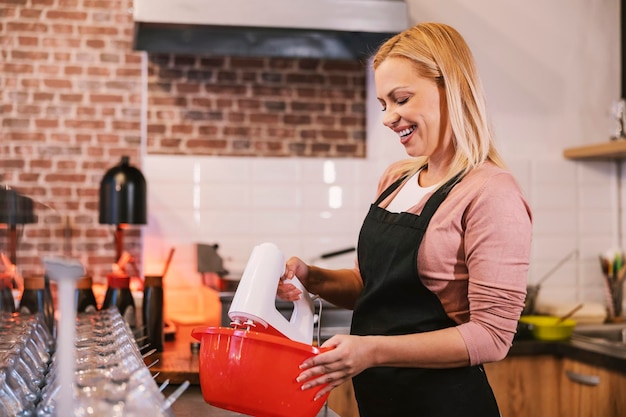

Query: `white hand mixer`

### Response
(228, 242, 315, 345)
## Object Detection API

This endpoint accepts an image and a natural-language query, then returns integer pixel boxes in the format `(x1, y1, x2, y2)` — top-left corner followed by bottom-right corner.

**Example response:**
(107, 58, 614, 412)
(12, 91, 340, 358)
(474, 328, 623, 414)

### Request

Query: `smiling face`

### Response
(375, 57, 454, 167)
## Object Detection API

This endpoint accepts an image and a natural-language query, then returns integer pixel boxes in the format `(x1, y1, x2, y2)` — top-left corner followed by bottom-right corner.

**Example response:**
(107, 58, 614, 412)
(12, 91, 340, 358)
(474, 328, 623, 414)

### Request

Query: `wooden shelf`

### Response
(563, 140, 626, 160)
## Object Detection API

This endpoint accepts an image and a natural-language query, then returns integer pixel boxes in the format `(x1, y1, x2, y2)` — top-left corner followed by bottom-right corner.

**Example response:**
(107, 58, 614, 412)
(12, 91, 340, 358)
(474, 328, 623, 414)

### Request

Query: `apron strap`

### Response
(374, 175, 408, 205)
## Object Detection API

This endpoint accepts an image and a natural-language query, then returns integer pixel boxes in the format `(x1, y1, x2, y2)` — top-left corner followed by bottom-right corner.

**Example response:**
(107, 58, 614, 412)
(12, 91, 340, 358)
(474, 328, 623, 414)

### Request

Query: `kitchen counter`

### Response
(146, 323, 201, 385)
(509, 336, 626, 373)
(164, 385, 340, 417)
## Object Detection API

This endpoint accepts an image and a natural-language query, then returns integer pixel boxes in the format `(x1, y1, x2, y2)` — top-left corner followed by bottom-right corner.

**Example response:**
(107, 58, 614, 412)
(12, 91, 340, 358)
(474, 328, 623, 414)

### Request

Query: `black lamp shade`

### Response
(0, 186, 37, 226)
(99, 156, 147, 225)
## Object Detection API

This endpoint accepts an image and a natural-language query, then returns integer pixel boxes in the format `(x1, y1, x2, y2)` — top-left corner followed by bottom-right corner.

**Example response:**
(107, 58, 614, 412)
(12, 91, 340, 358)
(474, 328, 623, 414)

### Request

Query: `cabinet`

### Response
(484, 355, 560, 417)
(485, 355, 626, 417)
(329, 354, 626, 417)
(328, 380, 359, 417)
(560, 358, 626, 417)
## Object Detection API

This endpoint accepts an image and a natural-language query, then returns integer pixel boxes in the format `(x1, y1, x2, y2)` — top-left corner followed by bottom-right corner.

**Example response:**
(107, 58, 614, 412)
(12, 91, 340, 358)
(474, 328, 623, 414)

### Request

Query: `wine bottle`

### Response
(75, 275, 98, 313)
(142, 275, 164, 352)
(0, 274, 15, 313)
(19, 276, 55, 334)
(43, 274, 56, 336)
(102, 273, 136, 330)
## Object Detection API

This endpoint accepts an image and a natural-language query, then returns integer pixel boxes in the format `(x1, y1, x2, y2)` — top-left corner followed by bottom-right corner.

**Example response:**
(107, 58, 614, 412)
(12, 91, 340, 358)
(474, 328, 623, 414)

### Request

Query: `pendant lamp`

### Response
(0, 185, 37, 265)
(98, 156, 147, 261)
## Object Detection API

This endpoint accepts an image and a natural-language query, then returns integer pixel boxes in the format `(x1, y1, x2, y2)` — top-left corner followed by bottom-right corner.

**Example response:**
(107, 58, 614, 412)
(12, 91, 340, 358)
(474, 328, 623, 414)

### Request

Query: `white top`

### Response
(386, 171, 437, 213)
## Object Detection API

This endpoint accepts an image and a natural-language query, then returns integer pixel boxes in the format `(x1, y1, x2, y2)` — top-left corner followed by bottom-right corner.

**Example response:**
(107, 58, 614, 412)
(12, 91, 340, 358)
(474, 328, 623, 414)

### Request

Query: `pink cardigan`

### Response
(368, 161, 532, 365)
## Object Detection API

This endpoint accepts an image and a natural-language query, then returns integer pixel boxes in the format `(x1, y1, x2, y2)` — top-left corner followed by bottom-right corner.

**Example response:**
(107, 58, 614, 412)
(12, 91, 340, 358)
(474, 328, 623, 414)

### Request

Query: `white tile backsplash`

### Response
(532, 159, 579, 185)
(251, 185, 300, 208)
(199, 184, 253, 209)
(250, 158, 304, 183)
(533, 184, 577, 210)
(579, 183, 615, 210)
(143, 156, 370, 293)
(533, 209, 579, 236)
(577, 161, 616, 185)
(579, 209, 616, 237)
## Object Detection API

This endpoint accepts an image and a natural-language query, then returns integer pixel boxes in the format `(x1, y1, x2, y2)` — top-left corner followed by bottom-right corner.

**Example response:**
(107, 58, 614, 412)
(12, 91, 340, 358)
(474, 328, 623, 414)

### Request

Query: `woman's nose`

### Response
(382, 110, 400, 128)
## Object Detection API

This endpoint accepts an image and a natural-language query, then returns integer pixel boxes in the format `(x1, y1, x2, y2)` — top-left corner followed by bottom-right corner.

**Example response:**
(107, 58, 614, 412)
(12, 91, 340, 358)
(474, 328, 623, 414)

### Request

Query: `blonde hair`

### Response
(373, 22, 505, 185)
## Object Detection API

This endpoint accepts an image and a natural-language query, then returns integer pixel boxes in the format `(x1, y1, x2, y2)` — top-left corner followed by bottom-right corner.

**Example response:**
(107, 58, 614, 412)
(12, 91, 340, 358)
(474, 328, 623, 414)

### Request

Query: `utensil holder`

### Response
(604, 274, 625, 323)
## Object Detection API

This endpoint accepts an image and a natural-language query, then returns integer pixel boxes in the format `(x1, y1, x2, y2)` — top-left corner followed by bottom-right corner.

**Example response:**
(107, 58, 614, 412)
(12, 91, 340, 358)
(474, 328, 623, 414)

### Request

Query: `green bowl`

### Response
(518, 315, 577, 341)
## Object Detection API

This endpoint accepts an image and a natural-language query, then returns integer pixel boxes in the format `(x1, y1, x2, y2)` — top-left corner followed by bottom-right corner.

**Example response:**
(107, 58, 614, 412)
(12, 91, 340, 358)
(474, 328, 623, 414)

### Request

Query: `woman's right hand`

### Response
(278, 256, 310, 301)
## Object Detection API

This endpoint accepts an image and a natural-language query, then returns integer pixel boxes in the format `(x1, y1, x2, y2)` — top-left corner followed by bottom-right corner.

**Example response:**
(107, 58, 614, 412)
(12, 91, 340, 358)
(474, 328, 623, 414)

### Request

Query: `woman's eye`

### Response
(397, 97, 409, 105)
(379, 95, 409, 111)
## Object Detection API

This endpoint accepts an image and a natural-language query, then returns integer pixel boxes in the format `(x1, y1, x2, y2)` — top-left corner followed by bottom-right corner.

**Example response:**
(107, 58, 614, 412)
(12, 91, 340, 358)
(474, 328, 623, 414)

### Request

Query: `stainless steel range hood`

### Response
(132, 0, 409, 60)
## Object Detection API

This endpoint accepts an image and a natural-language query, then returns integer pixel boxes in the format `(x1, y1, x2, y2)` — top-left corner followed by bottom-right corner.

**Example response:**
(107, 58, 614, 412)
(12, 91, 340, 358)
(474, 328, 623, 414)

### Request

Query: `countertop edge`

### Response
(508, 338, 626, 373)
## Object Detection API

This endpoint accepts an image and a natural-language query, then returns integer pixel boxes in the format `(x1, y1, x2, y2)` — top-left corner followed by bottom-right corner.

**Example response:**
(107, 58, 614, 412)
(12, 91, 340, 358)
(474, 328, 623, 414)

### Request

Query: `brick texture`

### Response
(147, 55, 366, 157)
(1, 0, 144, 283)
(1, 0, 367, 283)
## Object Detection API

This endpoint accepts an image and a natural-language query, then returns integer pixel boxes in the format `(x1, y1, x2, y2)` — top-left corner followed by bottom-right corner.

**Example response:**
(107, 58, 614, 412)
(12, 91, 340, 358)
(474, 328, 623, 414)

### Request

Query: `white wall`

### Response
(144, 0, 623, 322)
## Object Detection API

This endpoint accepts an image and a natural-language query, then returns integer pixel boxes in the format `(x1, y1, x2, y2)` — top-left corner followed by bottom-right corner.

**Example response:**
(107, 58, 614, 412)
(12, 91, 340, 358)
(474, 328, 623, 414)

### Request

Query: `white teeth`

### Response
(398, 126, 415, 138)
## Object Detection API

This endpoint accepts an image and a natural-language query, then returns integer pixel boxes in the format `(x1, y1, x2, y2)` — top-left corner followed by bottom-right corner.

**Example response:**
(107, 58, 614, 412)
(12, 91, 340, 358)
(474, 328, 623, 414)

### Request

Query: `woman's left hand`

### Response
(297, 334, 374, 400)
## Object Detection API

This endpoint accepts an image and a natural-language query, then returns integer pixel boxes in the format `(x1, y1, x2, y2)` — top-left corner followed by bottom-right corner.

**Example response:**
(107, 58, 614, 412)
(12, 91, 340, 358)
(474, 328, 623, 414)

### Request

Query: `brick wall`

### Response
(1, 0, 367, 283)
(1, 0, 144, 282)
(147, 55, 367, 157)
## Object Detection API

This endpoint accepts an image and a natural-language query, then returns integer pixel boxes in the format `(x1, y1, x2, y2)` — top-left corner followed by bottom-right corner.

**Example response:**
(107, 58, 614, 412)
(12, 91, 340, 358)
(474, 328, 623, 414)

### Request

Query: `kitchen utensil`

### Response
(555, 303, 584, 324)
(519, 315, 577, 341)
(229, 242, 315, 344)
(599, 250, 626, 322)
(192, 242, 330, 417)
(161, 247, 175, 280)
(523, 250, 578, 315)
(192, 327, 332, 417)
(319, 247, 356, 259)
(115, 250, 141, 278)
(197, 243, 229, 290)
(309, 246, 356, 270)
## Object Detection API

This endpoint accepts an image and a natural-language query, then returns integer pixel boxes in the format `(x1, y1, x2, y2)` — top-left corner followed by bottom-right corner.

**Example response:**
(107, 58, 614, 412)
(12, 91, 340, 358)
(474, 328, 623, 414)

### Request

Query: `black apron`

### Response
(350, 175, 500, 417)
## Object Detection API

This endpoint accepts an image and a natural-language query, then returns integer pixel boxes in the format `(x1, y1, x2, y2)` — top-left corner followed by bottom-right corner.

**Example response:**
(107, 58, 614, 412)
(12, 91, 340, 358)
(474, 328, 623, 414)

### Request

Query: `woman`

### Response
(280, 22, 532, 416)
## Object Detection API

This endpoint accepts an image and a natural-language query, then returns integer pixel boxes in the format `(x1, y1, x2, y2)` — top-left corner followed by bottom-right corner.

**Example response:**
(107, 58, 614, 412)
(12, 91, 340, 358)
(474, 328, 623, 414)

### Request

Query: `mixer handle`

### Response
(289, 274, 307, 296)
(287, 275, 315, 330)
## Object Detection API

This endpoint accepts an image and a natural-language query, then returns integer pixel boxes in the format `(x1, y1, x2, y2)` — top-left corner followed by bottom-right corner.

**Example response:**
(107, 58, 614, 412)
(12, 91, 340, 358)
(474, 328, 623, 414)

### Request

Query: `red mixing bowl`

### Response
(191, 326, 332, 417)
